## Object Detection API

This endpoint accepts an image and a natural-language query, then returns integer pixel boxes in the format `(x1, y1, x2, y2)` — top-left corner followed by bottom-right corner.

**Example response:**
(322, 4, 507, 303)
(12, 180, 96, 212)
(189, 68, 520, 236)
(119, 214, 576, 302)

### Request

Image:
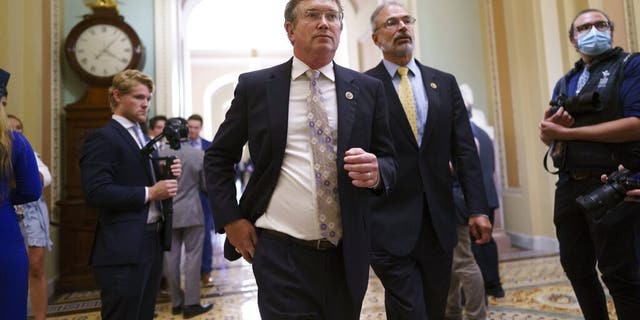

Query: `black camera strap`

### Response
(544, 141, 561, 174)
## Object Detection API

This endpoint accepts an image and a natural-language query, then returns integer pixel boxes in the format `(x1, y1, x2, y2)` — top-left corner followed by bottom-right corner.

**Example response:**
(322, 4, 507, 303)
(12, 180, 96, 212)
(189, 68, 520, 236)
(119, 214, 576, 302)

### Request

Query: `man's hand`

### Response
(224, 219, 258, 263)
(600, 165, 622, 183)
(539, 119, 571, 143)
(149, 179, 178, 200)
(170, 158, 182, 178)
(544, 106, 574, 126)
(602, 165, 640, 201)
(343, 148, 379, 188)
(468, 215, 492, 244)
(540, 107, 574, 145)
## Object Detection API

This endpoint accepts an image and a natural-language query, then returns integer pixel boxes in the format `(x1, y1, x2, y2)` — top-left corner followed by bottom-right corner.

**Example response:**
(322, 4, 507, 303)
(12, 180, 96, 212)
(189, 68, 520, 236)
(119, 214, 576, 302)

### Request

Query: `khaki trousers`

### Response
(445, 224, 487, 320)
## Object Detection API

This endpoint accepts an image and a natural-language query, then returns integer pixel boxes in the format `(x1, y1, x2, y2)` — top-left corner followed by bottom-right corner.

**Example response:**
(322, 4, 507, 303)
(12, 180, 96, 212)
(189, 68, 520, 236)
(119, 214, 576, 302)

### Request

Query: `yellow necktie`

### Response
(397, 66, 419, 141)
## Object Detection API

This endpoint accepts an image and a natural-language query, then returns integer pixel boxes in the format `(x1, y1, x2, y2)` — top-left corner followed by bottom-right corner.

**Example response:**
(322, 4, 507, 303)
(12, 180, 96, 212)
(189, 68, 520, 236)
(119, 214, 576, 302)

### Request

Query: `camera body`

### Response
(140, 117, 188, 156)
(549, 91, 601, 115)
(576, 168, 640, 211)
(162, 117, 188, 150)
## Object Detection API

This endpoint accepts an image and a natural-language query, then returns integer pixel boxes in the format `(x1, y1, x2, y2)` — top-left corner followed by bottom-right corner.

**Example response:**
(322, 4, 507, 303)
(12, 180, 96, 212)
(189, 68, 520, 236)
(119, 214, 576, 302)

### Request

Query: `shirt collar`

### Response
(113, 114, 139, 130)
(382, 58, 419, 79)
(291, 56, 335, 82)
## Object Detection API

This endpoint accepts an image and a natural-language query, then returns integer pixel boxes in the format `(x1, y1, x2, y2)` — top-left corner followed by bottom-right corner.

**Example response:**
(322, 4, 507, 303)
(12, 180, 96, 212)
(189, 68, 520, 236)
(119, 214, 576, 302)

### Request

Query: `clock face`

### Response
(75, 24, 133, 77)
(66, 14, 145, 86)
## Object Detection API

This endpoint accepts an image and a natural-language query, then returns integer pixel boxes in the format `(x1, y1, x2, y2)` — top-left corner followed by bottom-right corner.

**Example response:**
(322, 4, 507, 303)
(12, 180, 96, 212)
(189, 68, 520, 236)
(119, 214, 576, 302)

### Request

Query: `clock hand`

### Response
(103, 37, 119, 51)
(95, 37, 119, 60)
(102, 48, 120, 60)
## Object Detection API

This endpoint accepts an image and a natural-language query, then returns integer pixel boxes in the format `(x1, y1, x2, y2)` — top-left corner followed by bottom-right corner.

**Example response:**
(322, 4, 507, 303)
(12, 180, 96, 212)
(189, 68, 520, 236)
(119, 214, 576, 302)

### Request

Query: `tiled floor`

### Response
(45, 233, 618, 319)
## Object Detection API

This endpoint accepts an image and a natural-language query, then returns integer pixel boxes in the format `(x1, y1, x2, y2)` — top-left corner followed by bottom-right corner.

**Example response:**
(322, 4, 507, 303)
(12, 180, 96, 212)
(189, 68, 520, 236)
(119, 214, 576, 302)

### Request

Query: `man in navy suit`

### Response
(187, 114, 215, 287)
(80, 70, 181, 320)
(204, 0, 396, 319)
(459, 83, 505, 299)
(365, 2, 492, 319)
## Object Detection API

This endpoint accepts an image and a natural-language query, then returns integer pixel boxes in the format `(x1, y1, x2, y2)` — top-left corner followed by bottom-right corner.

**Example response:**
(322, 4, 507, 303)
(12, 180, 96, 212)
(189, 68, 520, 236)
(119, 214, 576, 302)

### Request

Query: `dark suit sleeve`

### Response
(449, 79, 489, 216)
(370, 79, 397, 193)
(80, 128, 146, 210)
(203, 74, 249, 232)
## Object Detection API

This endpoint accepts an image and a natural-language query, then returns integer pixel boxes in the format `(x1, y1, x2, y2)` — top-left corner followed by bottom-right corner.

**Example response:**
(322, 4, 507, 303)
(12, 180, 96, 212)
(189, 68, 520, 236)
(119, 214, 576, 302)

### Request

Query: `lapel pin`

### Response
(430, 82, 437, 89)
(345, 91, 354, 100)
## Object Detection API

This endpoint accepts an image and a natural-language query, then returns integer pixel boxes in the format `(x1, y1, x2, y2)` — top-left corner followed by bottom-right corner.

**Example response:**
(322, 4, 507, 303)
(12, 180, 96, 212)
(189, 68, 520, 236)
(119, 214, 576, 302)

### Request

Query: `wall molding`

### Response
(508, 231, 559, 252)
(624, 0, 638, 51)
(51, 0, 62, 208)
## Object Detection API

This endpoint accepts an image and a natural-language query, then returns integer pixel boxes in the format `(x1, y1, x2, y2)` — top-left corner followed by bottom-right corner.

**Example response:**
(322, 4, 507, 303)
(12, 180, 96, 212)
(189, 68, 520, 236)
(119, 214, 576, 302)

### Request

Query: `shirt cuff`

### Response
(369, 175, 382, 190)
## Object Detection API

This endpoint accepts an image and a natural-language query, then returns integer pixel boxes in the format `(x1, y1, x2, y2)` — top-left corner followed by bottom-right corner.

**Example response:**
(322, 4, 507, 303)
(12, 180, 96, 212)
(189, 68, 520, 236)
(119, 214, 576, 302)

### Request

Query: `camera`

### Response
(162, 117, 188, 150)
(549, 91, 601, 115)
(576, 168, 640, 211)
(141, 117, 188, 156)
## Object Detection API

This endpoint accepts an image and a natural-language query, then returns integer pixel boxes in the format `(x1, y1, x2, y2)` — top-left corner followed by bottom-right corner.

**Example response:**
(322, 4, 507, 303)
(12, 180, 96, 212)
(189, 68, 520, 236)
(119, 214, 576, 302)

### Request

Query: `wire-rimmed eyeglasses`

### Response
(374, 16, 416, 31)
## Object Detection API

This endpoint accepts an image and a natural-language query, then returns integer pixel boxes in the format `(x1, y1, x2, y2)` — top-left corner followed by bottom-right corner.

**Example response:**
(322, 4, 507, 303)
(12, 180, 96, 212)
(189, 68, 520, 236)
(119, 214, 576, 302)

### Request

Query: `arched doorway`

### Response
(156, 0, 364, 140)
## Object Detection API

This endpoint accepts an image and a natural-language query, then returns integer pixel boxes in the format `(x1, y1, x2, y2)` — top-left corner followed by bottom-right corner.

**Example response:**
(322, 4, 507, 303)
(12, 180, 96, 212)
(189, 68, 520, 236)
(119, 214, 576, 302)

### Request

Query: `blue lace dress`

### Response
(0, 131, 41, 319)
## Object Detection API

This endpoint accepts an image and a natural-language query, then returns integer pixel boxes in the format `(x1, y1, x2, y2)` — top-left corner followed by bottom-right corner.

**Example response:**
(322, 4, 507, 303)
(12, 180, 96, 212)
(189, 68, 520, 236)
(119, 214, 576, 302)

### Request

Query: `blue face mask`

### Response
(576, 27, 612, 56)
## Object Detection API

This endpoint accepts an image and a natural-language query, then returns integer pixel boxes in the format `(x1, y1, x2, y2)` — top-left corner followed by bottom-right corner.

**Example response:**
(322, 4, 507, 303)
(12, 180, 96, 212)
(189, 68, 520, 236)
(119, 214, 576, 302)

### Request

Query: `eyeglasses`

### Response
(302, 10, 343, 24)
(375, 16, 416, 31)
(575, 20, 610, 33)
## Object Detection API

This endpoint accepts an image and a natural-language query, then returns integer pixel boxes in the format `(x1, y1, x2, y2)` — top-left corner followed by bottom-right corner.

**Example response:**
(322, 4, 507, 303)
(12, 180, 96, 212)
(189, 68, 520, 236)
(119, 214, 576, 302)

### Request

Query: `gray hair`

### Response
(370, 0, 408, 31)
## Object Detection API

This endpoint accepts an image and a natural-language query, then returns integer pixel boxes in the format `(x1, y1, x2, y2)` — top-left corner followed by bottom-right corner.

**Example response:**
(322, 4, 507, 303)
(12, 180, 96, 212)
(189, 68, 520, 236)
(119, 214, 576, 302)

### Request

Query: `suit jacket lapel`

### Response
(111, 119, 140, 154)
(418, 61, 440, 147)
(371, 62, 418, 148)
(266, 60, 292, 170)
(334, 64, 357, 164)
(110, 119, 155, 182)
(265, 62, 358, 171)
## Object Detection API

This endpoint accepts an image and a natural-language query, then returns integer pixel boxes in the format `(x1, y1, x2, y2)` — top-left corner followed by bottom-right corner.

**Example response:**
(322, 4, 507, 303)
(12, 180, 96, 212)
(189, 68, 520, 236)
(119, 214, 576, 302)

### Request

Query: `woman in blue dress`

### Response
(0, 69, 41, 319)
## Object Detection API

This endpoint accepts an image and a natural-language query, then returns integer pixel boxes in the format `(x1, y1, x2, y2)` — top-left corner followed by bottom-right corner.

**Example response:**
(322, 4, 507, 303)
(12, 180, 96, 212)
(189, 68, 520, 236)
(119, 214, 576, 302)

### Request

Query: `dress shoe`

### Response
(201, 273, 214, 287)
(183, 303, 213, 319)
(171, 304, 182, 315)
(486, 285, 505, 298)
(160, 276, 169, 290)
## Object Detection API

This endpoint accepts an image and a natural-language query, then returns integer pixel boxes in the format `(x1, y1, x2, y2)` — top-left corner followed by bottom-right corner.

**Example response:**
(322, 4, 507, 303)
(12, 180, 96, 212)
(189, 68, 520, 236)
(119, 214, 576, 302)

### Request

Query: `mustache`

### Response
(393, 32, 412, 42)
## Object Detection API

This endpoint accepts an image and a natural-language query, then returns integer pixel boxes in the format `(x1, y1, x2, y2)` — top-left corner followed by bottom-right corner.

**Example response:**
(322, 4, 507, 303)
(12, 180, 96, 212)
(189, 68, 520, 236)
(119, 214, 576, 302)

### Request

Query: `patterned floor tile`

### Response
(46, 235, 619, 319)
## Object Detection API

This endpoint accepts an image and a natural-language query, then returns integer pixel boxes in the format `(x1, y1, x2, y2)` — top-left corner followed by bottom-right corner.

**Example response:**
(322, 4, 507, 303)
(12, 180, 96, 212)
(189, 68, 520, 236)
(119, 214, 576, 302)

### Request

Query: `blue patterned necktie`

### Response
(306, 69, 341, 245)
(576, 67, 590, 95)
(132, 124, 147, 149)
(132, 124, 156, 183)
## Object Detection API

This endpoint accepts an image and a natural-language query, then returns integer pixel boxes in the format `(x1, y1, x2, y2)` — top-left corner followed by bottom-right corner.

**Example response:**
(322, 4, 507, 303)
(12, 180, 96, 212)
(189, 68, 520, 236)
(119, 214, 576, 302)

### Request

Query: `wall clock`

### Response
(65, 10, 144, 86)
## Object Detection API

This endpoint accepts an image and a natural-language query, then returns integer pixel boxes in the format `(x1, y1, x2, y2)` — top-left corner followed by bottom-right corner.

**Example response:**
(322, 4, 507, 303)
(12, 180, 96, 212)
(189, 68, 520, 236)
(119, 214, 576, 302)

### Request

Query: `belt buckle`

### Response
(315, 239, 322, 250)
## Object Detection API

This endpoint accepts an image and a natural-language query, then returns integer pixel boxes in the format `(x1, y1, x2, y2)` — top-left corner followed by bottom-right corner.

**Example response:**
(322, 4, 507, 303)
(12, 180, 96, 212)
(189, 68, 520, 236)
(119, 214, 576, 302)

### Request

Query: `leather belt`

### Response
(262, 229, 336, 251)
(144, 221, 163, 232)
(568, 171, 606, 180)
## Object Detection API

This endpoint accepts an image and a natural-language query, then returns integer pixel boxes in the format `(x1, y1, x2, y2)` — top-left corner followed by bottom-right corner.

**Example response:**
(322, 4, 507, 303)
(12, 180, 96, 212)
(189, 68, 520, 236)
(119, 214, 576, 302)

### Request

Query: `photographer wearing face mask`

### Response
(538, 8, 640, 320)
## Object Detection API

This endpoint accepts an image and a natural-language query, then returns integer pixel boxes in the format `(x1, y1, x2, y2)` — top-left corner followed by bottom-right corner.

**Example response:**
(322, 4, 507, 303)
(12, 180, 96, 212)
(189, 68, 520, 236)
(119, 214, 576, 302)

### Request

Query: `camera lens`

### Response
(576, 184, 625, 211)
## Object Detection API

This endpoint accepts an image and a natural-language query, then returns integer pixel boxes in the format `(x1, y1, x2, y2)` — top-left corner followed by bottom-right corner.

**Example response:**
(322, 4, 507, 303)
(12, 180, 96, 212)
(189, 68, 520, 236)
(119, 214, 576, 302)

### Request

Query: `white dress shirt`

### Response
(255, 57, 339, 240)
